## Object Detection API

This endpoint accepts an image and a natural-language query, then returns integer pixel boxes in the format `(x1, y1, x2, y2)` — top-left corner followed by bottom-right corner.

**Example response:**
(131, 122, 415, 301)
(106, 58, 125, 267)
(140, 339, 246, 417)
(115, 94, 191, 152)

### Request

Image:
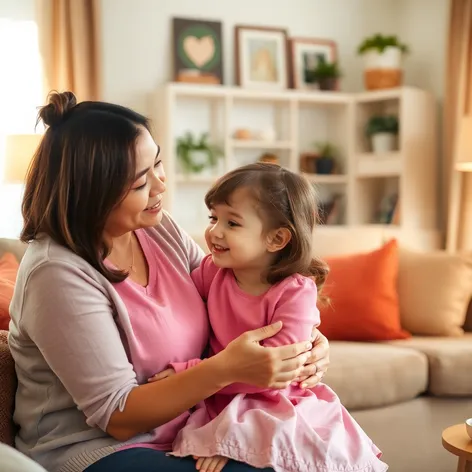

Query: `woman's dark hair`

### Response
(204, 162, 329, 301)
(21, 90, 151, 282)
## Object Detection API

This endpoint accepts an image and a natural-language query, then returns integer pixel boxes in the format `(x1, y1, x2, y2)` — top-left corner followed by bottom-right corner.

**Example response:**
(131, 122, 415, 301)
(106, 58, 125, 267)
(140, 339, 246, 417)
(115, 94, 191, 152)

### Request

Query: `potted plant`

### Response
(304, 57, 341, 91)
(314, 142, 337, 174)
(176, 132, 222, 175)
(357, 34, 409, 90)
(365, 115, 399, 153)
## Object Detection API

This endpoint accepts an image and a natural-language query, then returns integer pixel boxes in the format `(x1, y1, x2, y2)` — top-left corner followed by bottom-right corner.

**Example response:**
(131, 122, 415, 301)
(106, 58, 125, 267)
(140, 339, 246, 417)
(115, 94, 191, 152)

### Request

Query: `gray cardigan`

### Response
(8, 212, 204, 472)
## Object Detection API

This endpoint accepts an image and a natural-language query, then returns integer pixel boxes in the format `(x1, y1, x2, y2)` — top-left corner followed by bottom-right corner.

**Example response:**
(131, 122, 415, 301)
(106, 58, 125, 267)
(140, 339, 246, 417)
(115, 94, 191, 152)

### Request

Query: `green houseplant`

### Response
(357, 34, 409, 55)
(305, 57, 341, 91)
(314, 141, 337, 174)
(176, 132, 222, 174)
(357, 34, 409, 90)
(365, 115, 399, 153)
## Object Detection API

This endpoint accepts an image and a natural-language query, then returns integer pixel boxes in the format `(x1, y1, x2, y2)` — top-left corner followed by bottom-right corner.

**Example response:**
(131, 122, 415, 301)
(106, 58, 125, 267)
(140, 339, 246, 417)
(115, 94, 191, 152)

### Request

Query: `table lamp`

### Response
(3, 134, 42, 183)
(455, 116, 472, 172)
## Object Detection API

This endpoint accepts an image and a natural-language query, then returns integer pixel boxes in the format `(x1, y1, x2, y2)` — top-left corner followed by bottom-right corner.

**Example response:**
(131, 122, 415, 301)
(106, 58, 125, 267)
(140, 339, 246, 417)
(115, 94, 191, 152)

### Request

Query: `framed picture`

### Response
(289, 37, 338, 90)
(234, 25, 288, 90)
(172, 17, 223, 85)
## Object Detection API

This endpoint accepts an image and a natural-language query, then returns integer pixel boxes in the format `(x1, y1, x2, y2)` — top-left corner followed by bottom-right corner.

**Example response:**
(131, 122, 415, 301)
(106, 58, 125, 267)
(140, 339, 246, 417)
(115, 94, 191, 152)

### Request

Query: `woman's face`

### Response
(105, 128, 166, 238)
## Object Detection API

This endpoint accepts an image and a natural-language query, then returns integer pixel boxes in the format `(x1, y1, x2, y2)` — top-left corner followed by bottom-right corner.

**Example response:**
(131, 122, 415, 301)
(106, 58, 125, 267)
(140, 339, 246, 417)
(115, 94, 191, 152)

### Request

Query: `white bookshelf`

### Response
(154, 83, 440, 250)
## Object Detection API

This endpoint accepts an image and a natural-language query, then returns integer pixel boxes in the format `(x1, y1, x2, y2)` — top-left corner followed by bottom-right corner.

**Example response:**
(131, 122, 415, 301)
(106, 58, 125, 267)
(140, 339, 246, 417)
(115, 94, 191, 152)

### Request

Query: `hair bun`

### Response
(39, 91, 77, 127)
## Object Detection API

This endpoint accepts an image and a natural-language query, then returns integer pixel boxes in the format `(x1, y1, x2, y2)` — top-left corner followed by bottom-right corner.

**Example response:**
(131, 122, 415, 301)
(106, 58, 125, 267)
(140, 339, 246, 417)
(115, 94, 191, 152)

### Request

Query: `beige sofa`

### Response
(1, 236, 472, 472)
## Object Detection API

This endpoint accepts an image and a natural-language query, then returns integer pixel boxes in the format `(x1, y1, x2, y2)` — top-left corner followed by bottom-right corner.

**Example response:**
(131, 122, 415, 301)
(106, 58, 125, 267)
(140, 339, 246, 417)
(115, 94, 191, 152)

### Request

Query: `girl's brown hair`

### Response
(204, 162, 329, 299)
(21, 91, 151, 282)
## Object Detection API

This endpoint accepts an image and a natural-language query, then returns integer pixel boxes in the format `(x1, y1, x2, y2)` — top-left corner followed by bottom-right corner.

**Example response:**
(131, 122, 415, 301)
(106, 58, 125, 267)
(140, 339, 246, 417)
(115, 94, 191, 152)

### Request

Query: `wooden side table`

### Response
(442, 424, 472, 472)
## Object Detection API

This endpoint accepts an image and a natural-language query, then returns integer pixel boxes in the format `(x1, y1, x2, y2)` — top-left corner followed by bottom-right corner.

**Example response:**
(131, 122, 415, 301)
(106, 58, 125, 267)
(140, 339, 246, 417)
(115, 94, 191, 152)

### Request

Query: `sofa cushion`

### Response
(0, 253, 20, 331)
(398, 248, 472, 336)
(388, 333, 472, 396)
(319, 240, 410, 341)
(0, 330, 16, 446)
(323, 341, 428, 410)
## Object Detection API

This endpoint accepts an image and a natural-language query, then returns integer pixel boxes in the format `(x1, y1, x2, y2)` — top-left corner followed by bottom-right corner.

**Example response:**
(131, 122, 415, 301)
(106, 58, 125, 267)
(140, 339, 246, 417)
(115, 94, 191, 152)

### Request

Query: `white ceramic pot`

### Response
(363, 46, 403, 70)
(363, 46, 403, 90)
(371, 132, 396, 154)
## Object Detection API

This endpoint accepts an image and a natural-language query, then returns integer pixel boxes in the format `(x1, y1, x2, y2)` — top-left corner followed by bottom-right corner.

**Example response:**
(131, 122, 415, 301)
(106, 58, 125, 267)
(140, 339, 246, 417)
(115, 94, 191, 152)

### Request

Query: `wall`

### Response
(397, 0, 449, 103)
(99, 0, 400, 113)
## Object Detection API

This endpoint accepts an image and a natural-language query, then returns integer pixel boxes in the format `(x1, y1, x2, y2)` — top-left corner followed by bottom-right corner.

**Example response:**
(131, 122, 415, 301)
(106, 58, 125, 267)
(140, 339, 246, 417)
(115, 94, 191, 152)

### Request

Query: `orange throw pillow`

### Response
(0, 253, 19, 331)
(319, 239, 410, 341)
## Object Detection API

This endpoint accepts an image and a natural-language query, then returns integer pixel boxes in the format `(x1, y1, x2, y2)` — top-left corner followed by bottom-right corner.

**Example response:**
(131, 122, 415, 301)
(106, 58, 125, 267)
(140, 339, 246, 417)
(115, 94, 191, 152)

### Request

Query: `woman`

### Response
(8, 91, 330, 472)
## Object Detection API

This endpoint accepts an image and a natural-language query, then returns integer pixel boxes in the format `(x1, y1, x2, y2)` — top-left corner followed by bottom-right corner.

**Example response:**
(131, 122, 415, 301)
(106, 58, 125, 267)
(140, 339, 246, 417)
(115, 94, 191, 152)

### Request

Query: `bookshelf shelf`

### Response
(304, 174, 348, 184)
(356, 152, 402, 177)
(155, 83, 439, 249)
(230, 140, 293, 150)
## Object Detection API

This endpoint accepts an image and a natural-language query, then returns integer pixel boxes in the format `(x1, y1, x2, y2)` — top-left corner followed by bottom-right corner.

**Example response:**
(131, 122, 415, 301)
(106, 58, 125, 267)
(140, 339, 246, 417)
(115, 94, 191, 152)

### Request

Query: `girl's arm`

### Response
(217, 276, 320, 395)
(22, 262, 310, 442)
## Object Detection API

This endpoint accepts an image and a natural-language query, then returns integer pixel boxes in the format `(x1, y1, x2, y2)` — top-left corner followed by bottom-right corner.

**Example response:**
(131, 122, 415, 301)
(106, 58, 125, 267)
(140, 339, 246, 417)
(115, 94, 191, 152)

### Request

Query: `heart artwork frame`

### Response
(172, 18, 223, 85)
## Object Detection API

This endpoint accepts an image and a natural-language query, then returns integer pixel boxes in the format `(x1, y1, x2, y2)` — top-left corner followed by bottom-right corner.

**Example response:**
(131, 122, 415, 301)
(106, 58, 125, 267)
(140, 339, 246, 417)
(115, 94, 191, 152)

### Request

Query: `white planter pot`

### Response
(363, 46, 403, 70)
(371, 133, 396, 153)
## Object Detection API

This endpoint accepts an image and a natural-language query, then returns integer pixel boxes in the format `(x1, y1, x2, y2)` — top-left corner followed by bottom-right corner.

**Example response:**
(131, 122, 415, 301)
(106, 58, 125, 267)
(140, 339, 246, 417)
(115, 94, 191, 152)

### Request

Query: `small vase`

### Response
(318, 78, 337, 91)
(188, 150, 209, 174)
(363, 46, 403, 90)
(315, 158, 334, 174)
(371, 133, 396, 153)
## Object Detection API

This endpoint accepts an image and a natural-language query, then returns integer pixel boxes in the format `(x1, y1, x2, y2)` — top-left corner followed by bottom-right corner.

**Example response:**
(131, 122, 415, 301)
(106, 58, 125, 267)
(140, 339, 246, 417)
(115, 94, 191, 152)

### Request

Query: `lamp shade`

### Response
(3, 134, 42, 183)
(455, 116, 472, 172)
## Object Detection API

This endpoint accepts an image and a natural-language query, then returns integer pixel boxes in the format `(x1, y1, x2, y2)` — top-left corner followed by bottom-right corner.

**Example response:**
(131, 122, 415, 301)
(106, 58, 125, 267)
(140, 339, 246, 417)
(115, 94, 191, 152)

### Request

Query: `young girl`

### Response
(152, 163, 387, 472)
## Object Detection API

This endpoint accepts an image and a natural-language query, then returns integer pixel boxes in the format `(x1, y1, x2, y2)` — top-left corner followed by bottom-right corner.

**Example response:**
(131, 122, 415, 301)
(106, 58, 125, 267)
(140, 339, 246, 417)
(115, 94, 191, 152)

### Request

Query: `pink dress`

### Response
(171, 255, 388, 472)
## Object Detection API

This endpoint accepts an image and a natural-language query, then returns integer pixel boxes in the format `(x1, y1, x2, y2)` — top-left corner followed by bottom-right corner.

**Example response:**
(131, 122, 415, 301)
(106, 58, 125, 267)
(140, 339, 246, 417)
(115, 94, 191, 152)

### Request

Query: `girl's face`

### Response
(205, 187, 274, 272)
(105, 128, 166, 238)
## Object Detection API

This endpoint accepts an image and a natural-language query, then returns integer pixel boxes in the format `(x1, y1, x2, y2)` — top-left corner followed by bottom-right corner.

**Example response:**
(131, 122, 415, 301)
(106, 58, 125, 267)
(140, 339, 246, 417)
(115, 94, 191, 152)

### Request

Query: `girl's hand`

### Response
(217, 321, 312, 389)
(148, 368, 176, 383)
(296, 327, 330, 388)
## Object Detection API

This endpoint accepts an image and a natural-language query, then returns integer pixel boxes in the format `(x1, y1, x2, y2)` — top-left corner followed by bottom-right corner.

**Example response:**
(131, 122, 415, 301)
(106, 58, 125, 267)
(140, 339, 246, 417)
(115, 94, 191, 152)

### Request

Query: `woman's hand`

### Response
(217, 321, 312, 389)
(148, 368, 176, 383)
(296, 327, 330, 388)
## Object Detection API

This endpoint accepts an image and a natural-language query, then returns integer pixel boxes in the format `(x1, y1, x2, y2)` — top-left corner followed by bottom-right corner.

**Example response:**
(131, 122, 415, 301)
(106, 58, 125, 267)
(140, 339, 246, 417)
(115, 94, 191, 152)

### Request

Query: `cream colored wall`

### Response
(99, 0, 399, 113)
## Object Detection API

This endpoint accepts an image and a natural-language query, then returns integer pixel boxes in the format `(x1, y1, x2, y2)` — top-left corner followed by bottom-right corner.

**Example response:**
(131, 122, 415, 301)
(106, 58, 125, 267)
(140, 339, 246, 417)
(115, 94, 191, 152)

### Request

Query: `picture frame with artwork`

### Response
(289, 37, 338, 90)
(172, 17, 224, 85)
(234, 25, 289, 90)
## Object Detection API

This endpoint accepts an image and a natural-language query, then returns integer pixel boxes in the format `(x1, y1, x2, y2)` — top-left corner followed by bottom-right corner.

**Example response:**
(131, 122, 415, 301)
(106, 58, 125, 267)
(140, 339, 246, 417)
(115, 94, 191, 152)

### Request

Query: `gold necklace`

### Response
(111, 234, 136, 273)
(128, 234, 136, 273)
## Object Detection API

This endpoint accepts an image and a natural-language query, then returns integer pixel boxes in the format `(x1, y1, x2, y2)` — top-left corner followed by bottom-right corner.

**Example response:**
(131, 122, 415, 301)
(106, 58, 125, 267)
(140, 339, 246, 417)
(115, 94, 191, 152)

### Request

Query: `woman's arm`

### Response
(23, 262, 310, 442)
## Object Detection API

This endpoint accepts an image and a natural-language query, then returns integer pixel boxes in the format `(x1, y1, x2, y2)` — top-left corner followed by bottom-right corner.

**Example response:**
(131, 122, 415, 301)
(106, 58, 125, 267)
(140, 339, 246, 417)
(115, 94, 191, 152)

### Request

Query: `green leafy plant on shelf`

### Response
(305, 57, 342, 91)
(365, 115, 399, 136)
(176, 132, 223, 174)
(357, 34, 409, 55)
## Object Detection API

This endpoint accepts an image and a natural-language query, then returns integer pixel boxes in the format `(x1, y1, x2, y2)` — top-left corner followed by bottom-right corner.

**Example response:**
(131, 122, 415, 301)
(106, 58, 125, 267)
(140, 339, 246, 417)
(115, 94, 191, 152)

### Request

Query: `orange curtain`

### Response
(445, 0, 472, 251)
(36, 0, 101, 101)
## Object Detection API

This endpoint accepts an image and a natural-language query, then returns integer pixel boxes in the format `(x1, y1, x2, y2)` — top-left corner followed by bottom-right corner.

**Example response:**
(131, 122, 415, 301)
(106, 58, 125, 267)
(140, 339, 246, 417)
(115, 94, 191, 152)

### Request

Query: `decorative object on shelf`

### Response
(258, 152, 279, 165)
(233, 127, 277, 141)
(233, 128, 252, 140)
(300, 152, 318, 173)
(176, 132, 222, 174)
(288, 37, 338, 90)
(365, 115, 399, 153)
(304, 57, 341, 91)
(314, 142, 337, 174)
(357, 34, 409, 90)
(375, 192, 399, 224)
(234, 25, 288, 90)
(172, 18, 223, 85)
(255, 127, 276, 141)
